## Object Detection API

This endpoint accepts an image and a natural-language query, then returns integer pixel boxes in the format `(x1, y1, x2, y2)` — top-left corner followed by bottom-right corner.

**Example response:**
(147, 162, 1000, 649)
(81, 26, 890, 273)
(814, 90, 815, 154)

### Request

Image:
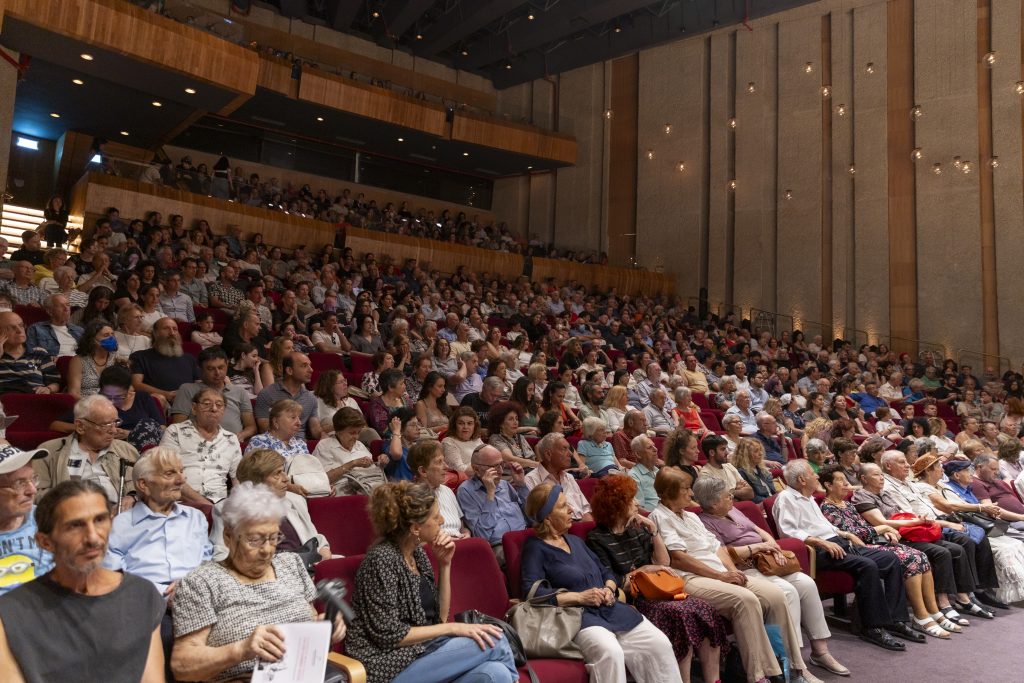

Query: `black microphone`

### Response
(315, 579, 356, 626)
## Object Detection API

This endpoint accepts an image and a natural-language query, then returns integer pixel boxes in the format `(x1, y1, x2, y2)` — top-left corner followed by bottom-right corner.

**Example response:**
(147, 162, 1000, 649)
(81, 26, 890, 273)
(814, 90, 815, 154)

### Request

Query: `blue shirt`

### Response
(578, 439, 617, 473)
(456, 477, 529, 545)
(385, 445, 414, 481)
(103, 501, 213, 591)
(851, 392, 887, 415)
(628, 463, 659, 511)
(0, 506, 53, 595)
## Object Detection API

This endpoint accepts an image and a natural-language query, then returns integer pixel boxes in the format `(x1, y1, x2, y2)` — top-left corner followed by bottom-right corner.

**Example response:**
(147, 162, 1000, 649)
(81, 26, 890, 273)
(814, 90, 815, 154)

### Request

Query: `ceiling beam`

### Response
(323, 0, 366, 32)
(462, 0, 659, 70)
(417, 0, 525, 54)
(383, 0, 436, 37)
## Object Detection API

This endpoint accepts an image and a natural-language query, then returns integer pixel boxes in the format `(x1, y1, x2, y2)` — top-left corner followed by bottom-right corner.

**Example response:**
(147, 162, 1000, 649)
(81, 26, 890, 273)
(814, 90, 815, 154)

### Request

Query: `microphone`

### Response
(315, 579, 356, 626)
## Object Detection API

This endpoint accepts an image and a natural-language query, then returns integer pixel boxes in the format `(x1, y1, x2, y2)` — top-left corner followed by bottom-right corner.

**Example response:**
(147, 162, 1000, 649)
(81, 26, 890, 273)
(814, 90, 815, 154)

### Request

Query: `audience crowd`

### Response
(2, 200, 1024, 683)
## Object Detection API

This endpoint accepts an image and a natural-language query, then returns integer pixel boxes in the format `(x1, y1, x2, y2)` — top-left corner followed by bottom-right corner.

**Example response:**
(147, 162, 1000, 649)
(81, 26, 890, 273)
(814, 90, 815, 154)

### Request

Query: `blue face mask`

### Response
(99, 336, 119, 352)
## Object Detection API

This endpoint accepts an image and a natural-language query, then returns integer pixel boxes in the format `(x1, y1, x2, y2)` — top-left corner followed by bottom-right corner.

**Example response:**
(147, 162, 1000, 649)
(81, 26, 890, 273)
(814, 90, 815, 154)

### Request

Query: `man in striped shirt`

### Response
(0, 311, 60, 396)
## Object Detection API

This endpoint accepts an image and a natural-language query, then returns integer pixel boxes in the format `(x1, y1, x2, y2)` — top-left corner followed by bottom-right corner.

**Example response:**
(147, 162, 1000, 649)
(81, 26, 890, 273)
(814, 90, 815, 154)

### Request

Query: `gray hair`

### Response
(804, 438, 828, 457)
(536, 432, 564, 460)
(673, 386, 691, 402)
(879, 450, 906, 470)
(630, 434, 651, 455)
(721, 413, 741, 428)
(459, 351, 476, 363)
(782, 459, 813, 487)
(973, 453, 997, 468)
(736, 389, 751, 399)
(73, 394, 114, 421)
(691, 476, 729, 509)
(482, 376, 504, 392)
(913, 437, 936, 456)
(220, 481, 286, 531)
(582, 416, 607, 440)
(755, 411, 773, 426)
(132, 448, 182, 487)
(858, 462, 882, 482)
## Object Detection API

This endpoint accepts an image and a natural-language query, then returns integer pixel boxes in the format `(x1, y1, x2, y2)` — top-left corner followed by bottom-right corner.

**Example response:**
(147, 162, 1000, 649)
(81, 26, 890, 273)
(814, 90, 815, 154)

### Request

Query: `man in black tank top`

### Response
(0, 480, 164, 683)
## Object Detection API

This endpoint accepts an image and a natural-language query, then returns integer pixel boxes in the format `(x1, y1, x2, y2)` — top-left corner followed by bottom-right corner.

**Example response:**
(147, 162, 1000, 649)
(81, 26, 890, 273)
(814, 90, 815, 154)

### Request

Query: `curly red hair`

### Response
(590, 475, 638, 528)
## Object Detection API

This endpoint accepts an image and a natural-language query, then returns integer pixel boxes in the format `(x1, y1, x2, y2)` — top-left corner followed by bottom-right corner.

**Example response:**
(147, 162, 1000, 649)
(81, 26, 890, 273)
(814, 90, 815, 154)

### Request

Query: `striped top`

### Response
(0, 347, 59, 395)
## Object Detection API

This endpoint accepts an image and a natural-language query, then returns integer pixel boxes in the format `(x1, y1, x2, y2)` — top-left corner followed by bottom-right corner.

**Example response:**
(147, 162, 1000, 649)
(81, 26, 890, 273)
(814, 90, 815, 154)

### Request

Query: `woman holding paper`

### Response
(170, 482, 345, 682)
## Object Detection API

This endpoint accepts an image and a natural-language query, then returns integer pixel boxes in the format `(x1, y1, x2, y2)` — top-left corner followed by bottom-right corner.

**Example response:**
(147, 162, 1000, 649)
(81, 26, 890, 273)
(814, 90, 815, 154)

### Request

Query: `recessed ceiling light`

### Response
(120, 131, 130, 136)
(371, 10, 380, 18)
(527, 165, 533, 170)
(397, 137, 404, 142)
(49, 112, 60, 118)
(80, 53, 93, 61)
(316, 116, 324, 122)
(505, 63, 512, 70)
(184, 87, 196, 94)
(416, 34, 423, 40)
(462, 152, 469, 157)
(528, 13, 535, 20)
(72, 78, 84, 85)
(151, 101, 162, 107)
(461, 49, 469, 56)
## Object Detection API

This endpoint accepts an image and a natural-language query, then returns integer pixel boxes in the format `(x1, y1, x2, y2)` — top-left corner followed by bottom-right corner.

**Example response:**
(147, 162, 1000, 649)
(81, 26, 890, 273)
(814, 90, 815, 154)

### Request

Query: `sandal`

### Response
(912, 617, 951, 639)
(930, 613, 963, 633)
(955, 600, 995, 619)
(939, 606, 970, 626)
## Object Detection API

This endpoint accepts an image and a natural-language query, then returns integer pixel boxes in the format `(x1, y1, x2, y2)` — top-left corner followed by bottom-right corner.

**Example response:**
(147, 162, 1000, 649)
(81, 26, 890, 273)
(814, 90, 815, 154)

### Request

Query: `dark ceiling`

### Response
(261, 0, 819, 88)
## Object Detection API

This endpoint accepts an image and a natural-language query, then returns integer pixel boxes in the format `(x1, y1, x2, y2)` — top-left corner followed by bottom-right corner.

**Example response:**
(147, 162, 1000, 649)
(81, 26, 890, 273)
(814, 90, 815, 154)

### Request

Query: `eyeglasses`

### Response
(196, 400, 226, 410)
(82, 418, 123, 430)
(243, 532, 286, 549)
(0, 475, 39, 492)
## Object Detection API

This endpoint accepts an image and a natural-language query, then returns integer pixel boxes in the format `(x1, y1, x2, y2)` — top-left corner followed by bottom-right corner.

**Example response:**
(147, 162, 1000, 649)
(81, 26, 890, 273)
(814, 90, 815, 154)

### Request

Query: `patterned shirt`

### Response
(2, 282, 45, 307)
(158, 421, 241, 502)
(0, 347, 59, 394)
(207, 281, 244, 310)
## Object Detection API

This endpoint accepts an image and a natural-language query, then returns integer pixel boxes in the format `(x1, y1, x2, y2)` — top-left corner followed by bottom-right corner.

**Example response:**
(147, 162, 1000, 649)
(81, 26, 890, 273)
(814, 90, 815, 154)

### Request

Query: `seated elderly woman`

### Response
(802, 438, 830, 475)
(313, 407, 386, 495)
(577, 416, 626, 478)
(171, 482, 345, 683)
(521, 482, 683, 683)
(720, 413, 744, 454)
(817, 464, 959, 639)
(367, 368, 410, 435)
(649, 468, 813, 683)
(671, 387, 712, 442)
(346, 481, 518, 683)
(586, 476, 728, 683)
(210, 449, 331, 562)
(245, 399, 310, 458)
(159, 387, 242, 507)
(693, 477, 848, 676)
(935, 457, 1024, 605)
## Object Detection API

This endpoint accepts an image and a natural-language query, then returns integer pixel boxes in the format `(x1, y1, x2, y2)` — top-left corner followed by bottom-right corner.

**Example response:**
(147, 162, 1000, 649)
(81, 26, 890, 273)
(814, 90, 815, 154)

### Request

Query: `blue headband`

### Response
(535, 485, 563, 523)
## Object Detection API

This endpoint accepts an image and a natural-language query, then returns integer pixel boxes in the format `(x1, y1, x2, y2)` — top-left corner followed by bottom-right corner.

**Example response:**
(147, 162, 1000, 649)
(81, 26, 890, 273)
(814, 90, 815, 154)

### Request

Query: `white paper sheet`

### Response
(250, 621, 332, 683)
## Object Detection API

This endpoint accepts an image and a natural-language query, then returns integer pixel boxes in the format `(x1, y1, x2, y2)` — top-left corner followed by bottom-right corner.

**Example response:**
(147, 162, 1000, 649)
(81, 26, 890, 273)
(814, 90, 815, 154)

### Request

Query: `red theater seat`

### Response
(307, 495, 375, 557)
(2, 393, 77, 450)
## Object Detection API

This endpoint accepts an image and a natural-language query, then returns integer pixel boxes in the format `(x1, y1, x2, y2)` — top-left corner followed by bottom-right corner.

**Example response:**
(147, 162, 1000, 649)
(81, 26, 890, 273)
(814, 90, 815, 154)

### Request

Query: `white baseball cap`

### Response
(0, 444, 48, 475)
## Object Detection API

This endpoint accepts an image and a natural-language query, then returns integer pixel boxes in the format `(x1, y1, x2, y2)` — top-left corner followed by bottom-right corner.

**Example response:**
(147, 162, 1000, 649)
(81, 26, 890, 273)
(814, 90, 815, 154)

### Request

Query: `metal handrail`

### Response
(956, 349, 1012, 375)
(877, 335, 949, 361)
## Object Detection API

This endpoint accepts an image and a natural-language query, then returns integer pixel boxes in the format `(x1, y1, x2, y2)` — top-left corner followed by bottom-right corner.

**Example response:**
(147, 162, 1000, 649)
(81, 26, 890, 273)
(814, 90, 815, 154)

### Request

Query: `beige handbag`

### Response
(506, 581, 584, 660)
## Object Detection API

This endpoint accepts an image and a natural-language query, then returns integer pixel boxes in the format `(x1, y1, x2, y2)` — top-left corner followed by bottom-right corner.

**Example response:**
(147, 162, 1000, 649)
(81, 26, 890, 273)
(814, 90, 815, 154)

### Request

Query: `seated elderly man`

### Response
(460, 375, 504, 424)
(130, 317, 200, 407)
(0, 311, 60, 396)
(523, 433, 593, 522)
(642, 388, 676, 436)
(0, 443, 53, 595)
(39, 266, 88, 308)
(628, 361, 674, 410)
(451, 351, 484, 403)
(103, 448, 213, 671)
(611, 410, 649, 467)
(754, 411, 787, 463)
(1, 261, 45, 308)
(170, 346, 256, 442)
(25, 294, 82, 358)
(457, 444, 529, 560)
(773, 459, 912, 650)
(0, 480, 166, 682)
(35, 395, 139, 512)
(627, 434, 661, 511)
(970, 453, 1024, 530)
(698, 434, 755, 501)
(724, 390, 758, 435)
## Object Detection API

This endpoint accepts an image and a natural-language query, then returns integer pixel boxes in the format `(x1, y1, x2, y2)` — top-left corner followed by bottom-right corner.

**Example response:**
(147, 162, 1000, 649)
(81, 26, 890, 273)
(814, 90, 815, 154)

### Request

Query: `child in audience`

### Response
(191, 312, 223, 349)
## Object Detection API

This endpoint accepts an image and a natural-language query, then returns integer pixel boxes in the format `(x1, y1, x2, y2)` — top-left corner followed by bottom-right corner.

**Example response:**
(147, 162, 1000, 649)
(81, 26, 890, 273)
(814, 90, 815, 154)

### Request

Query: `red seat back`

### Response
(2, 393, 77, 450)
(734, 500, 771, 534)
(307, 495, 375, 557)
(567, 520, 595, 540)
(55, 356, 73, 389)
(762, 495, 782, 537)
(349, 353, 374, 375)
(175, 320, 193, 342)
(501, 528, 536, 600)
(443, 537, 511, 620)
(14, 305, 47, 328)
(182, 341, 202, 358)
(309, 352, 345, 372)
(576, 477, 599, 502)
(691, 392, 710, 410)
(700, 410, 722, 431)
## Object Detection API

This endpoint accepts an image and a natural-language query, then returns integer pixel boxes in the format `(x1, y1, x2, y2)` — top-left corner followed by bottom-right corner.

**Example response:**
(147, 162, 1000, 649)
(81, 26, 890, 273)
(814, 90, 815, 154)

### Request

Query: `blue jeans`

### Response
(392, 634, 518, 683)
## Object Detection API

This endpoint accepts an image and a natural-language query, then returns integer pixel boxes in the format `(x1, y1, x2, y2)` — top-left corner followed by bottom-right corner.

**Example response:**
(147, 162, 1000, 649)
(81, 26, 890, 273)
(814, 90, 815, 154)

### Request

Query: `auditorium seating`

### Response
(307, 495, 375, 557)
(3, 393, 77, 450)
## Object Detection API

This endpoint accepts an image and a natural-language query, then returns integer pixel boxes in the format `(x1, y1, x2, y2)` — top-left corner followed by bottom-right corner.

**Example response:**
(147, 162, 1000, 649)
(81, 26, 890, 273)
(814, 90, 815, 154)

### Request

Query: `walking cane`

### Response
(117, 457, 131, 514)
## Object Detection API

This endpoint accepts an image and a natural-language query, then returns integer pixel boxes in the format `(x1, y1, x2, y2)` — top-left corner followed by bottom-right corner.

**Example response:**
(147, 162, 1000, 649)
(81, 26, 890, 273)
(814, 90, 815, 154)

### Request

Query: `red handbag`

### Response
(891, 512, 942, 542)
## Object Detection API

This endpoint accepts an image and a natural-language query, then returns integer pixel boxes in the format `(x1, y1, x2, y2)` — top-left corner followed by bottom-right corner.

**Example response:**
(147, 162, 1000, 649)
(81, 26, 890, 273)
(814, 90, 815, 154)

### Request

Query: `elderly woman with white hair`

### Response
(694, 476, 848, 677)
(720, 412, 743, 454)
(172, 482, 348, 683)
(803, 438, 830, 477)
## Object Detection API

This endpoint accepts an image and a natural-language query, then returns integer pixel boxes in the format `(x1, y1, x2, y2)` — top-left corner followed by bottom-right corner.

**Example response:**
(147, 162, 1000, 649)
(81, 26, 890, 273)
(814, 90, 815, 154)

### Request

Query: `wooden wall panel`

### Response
(450, 113, 577, 165)
(298, 69, 448, 137)
(606, 55, 639, 268)
(258, 56, 299, 97)
(0, 0, 259, 100)
(977, 0, 999, 359)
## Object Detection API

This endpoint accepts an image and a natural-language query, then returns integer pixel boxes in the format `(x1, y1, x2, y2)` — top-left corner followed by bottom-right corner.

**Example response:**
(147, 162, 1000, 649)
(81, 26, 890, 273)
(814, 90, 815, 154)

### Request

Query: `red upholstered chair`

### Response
(576, 477, 599, 502)
(310, 352, 345, 373)
(312, 555, 370, 682)
(567, 520, 596, 541)
(175, 320, 193, 343)
(55, 356, 73, 390)
(182, 341, 202, 358)
(307, 495, 375, 557)
(501, 528, 536, 600)
(349, 353, 374, 375)
(13, 305, 47, 328)
(700, 410, 723, 432)
(2, 393, 77, 450)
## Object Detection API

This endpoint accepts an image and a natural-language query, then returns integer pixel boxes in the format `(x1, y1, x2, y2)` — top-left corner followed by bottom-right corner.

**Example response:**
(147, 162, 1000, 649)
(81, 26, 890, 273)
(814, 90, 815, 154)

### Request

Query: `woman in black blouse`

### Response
(586, 476, 728, 683)
(347, 481, 518, 683)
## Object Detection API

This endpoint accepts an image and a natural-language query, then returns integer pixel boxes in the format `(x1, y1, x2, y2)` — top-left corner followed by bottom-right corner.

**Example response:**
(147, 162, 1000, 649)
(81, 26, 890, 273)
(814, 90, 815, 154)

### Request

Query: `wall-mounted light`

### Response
(746, 82, 756, 93)
(603, 109, 613, 120)
(1016, 82, 1024, 95)
(821, 85, 832, 98)
(784, 189, 793, 200)
(49, 112, 60, 118)
(646, 149, 655, 160)
(804, 62, 814, 73)
(910, 105, 923, 120)
(961, 160, 973, 174)
(953, 156, 962, 170)
(847, 164, 856, 175)
(983, 51, 996, 67)
(677, 161, 686, 172)
(728, 117, 737, 129)
(834, 104, 847, 116)
(728, 179, 737, 190)
(865, 62, 875, 74)
(911, 148, 922, 161)
(989, 156, 999, 169)
(72, 78, 84, 86)
(932, 162, 943, 175)
(664, 123, 673, 135)
(15, 136, 38, 151)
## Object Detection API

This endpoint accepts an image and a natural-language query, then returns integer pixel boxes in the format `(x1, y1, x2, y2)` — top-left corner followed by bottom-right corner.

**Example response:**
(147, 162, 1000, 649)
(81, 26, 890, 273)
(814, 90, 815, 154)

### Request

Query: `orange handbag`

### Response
(626, 569, 688, 601)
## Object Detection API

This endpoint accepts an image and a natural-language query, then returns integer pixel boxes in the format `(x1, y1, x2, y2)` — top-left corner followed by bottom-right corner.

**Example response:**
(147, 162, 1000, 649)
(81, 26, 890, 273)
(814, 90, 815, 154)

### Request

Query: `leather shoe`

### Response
(859, 627, 906, 651)
(884, 622, 927, 643)
(976, 592, 1011, 610)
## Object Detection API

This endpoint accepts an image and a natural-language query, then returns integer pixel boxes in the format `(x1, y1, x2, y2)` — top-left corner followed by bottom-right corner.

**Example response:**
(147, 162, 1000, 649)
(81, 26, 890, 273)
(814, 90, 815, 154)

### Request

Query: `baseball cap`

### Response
(0, 444, 48, 475)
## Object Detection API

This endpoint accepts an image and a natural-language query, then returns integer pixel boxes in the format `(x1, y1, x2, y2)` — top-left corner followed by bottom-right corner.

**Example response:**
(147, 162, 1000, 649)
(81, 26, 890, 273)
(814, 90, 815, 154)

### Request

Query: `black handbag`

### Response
(940, 489, 1010, 538)
(455, 609, 537, 683)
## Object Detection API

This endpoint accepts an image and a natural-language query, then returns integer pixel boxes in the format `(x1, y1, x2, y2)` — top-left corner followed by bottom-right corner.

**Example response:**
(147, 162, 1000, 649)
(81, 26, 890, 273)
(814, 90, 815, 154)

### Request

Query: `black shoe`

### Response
(955, 599, 995, 619)
(884, 622, 927, 643)
(976, 592, 1011, 610)
(859, 627, 907, 651)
